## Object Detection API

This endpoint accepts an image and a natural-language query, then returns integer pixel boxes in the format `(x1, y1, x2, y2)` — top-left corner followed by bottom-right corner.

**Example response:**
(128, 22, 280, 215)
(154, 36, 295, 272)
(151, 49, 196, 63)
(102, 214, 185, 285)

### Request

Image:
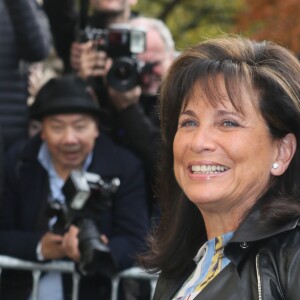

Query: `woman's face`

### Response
(173, 79, 281, 215)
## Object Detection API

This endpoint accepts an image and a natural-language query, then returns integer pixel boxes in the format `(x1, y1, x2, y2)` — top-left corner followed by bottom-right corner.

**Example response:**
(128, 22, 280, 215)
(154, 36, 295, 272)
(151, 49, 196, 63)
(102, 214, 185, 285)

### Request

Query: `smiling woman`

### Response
(173, 77, 288, 239)
(139, 36, 300, 300)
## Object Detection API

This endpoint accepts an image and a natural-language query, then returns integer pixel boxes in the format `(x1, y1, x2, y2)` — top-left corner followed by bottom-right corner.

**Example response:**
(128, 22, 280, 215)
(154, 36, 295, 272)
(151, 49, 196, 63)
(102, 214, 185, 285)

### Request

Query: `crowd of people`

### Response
(1, 1, 300, 300)
(0, 75, 149, 299)
(0, 0, 175, 299)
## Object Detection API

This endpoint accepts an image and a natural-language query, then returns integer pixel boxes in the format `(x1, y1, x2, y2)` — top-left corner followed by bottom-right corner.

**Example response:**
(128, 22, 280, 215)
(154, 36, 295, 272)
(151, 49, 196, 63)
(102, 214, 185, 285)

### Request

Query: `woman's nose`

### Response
(190, 125, 217, 153)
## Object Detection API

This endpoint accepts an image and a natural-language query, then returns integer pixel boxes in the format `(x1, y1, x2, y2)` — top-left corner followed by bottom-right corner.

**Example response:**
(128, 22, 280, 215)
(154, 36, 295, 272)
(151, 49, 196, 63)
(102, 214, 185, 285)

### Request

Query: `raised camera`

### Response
(48, 170, 120, 277)
(82, 23, 149, 91)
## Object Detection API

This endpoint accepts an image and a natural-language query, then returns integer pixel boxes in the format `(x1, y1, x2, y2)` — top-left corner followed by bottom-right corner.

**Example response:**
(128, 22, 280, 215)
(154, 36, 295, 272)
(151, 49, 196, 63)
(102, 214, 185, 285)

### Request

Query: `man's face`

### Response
(89, 0, 136, 13)
(41, 114, 99, 178)
(137, 29, 173, 96)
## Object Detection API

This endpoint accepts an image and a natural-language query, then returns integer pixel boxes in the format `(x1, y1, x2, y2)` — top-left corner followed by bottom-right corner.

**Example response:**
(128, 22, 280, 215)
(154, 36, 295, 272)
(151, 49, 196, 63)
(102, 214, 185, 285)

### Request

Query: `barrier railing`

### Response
(0, 255, 158, 300)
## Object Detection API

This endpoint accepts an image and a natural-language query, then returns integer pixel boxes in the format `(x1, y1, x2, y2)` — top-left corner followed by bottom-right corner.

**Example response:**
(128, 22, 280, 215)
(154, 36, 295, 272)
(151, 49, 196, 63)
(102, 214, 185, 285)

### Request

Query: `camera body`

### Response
(79, 23, 150, 91)
(49, 170, 120, 277)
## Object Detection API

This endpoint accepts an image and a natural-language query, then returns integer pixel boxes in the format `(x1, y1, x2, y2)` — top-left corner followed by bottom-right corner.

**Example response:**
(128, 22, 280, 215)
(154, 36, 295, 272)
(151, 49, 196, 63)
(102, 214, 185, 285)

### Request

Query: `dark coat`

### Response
(0, 133, 149, 300)
(153, 200, 300, 300)
(0, 0, 51, 151)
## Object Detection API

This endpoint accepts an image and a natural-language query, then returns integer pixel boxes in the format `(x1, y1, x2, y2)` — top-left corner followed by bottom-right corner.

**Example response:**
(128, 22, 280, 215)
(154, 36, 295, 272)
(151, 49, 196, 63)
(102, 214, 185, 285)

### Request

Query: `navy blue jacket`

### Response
(0, 133, 149, 299)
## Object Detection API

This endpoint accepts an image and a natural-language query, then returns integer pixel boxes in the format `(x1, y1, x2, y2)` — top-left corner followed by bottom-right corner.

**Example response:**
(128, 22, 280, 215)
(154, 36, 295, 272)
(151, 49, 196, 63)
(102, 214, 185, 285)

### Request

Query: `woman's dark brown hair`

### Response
(140, 36, 300, 278)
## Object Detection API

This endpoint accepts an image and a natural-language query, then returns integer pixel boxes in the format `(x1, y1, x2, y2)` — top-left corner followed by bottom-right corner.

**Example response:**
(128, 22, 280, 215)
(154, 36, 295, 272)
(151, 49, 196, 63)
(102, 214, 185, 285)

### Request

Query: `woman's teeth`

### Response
(191, 165, 228, 174)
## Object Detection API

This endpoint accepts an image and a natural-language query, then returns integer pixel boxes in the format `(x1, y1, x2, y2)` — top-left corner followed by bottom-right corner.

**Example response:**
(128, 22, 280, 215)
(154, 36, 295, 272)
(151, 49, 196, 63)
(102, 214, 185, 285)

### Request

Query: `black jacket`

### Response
(0, 133, 149, 300)
(153, 200, 300, 300)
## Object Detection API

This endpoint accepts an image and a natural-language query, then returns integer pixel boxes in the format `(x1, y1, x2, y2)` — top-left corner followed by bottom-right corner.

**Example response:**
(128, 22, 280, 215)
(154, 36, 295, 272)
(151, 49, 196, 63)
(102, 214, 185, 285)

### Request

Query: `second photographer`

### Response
(0, 75, 149, 300)
(77, 17, 176, 219)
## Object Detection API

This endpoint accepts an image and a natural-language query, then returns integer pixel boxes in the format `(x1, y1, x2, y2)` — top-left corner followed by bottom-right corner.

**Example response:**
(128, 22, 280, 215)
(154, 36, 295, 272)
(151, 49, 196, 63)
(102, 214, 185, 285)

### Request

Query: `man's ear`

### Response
(271, 133, 297, 176)
(95, 127, 100, 139)
(40, 126, 45, 141)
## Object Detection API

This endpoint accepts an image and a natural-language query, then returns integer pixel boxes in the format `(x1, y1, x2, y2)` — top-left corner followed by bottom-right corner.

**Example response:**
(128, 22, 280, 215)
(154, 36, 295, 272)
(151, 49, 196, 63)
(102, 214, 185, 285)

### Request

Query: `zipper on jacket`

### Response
(255, 254, 262, 300)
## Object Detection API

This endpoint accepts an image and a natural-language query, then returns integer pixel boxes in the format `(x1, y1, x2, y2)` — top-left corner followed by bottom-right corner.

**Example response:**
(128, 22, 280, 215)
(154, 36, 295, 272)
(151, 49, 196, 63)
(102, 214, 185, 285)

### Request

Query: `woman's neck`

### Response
(200, 208, 246, 240)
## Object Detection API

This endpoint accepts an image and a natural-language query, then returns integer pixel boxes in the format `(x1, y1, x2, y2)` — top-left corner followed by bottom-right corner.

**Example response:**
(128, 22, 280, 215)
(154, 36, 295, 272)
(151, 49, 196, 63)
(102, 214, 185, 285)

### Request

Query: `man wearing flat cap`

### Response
(0, 75, 149, 300)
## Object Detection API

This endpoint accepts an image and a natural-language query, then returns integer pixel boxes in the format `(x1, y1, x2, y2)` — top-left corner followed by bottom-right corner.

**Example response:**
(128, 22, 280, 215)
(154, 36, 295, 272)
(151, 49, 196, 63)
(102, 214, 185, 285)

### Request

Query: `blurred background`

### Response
(133, 0, 300, 55)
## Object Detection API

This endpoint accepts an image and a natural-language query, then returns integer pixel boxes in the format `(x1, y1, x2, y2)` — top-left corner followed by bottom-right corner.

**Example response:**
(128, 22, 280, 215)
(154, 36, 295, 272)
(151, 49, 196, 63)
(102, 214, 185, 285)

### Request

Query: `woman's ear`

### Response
(271, 133, 297, 176)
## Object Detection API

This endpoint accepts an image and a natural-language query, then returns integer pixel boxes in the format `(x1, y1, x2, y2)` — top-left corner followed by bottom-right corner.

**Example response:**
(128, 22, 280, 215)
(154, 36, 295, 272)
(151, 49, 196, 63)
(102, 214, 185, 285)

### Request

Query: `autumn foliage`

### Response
(235, 0, 300, 54)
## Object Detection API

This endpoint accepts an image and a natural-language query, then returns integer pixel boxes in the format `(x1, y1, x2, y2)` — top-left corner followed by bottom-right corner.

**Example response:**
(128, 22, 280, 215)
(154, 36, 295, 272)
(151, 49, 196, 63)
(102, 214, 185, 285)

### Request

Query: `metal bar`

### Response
(110, 276, 120, 300)
(118, 266, 158, 281)
(0, 267, 2, 296)
(150, 279, 157, 299)
(0, 256, 158, 300)
(31, 270, 42, 300)
(0, 255, 75, 273)
(72, 271, 81, 300)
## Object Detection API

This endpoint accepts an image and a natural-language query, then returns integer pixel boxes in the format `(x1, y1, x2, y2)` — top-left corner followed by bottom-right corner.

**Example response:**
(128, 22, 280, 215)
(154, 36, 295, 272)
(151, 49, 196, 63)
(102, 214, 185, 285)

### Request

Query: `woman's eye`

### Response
(222, 120, 240, 127)
(179, 119, 198, 128)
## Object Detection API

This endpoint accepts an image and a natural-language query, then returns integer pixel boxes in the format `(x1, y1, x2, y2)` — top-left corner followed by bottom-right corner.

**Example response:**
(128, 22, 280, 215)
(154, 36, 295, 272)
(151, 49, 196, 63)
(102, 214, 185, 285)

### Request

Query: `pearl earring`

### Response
(272, 162, 279, 169)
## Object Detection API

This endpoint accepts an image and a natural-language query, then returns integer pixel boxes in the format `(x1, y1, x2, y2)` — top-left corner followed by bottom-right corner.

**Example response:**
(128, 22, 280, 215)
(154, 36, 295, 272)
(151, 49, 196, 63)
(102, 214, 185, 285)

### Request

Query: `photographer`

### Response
(44, 0, 175, 217)
(0, 75, 149, 300)
(78, 17, 176, 219)
(43, 0, 138, 73)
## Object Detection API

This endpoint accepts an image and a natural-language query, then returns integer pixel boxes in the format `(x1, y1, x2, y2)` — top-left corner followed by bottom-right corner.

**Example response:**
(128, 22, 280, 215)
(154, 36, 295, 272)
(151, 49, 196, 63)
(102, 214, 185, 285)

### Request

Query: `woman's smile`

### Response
(190, 163, 230, 175)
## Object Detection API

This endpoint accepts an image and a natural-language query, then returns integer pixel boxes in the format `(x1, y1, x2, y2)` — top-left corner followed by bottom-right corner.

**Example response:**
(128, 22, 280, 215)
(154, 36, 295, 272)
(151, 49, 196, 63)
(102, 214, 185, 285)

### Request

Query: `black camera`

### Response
(48, 170, 120, 277)
(79, 23, 151, 92)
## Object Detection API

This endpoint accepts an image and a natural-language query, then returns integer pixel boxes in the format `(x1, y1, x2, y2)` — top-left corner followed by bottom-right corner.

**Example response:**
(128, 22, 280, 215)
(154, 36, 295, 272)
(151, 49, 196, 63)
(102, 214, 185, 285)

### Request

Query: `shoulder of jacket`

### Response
(256, 222, 300, 298)
(95, 133, 142, 165)
(258, 223, 300, 257)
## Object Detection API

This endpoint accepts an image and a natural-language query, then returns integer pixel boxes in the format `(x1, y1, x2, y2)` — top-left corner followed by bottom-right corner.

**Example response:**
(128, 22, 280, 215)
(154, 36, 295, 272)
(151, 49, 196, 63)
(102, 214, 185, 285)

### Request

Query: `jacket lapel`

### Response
(153, 262, 196, 300)
(154, 263, 247, 300)
(193, 264, 245, 300)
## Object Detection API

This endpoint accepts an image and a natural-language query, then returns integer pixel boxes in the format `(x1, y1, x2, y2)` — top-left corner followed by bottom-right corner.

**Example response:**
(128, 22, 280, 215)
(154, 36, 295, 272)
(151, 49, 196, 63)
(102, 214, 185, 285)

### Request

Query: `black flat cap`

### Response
(30, 75, 101, 120)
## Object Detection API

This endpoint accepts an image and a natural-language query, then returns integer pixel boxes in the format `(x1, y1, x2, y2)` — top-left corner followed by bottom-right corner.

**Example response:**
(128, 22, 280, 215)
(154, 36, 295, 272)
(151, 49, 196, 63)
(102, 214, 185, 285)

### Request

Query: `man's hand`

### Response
(71, 41, 109, 79)
(40, 232, 66, 260)
(62, 225, 110, 262)
(70, 41, 92, 71)
(62, 225, 80, 262)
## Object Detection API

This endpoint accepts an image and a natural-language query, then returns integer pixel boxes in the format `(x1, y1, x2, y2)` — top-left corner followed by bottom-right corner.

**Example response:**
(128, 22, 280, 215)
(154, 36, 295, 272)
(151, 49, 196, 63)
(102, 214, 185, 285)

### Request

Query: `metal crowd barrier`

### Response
(0, 255, 158, 300)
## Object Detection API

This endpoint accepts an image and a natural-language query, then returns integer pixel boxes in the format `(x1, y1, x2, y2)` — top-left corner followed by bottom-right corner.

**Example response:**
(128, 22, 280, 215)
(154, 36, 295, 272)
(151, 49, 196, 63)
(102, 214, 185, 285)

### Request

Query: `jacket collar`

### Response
(231, 198, 300, 243)
(19, 134, 43, 162)
(224, 195, 300, 265)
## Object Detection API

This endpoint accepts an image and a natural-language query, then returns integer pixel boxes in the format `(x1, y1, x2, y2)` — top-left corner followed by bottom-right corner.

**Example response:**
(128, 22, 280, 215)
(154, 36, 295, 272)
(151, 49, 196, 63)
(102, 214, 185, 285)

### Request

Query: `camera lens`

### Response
(107, 57, 140, 92)
(115, 64, 133, 80)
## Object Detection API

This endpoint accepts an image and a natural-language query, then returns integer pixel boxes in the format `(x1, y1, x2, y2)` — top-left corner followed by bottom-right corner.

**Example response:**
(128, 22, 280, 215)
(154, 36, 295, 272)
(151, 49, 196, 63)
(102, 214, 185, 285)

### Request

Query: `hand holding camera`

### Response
(62, 224, 110, 263)
(71, 40, 110, 79)
(40, 231, 66, 260)
(74, 23, 153, 92)
(62, 225, 80, 262)
(47, 170, 120, 277)
(70, 40, 92, 72)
